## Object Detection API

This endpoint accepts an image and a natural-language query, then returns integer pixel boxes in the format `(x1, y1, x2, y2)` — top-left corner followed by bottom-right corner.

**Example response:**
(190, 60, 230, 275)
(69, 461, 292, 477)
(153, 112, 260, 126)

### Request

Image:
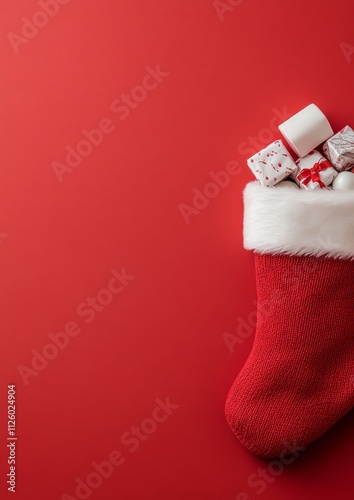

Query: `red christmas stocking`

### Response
(225, 182, 354, 458)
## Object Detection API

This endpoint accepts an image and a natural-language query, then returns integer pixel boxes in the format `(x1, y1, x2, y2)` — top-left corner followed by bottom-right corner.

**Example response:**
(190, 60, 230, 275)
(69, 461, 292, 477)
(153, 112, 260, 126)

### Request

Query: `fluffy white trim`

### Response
(243, 182, 354, 259)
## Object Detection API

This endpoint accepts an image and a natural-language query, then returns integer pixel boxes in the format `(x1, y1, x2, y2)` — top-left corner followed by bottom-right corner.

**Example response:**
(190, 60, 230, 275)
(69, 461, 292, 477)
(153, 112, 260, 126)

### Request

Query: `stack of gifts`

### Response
(247, 104, 354, 191)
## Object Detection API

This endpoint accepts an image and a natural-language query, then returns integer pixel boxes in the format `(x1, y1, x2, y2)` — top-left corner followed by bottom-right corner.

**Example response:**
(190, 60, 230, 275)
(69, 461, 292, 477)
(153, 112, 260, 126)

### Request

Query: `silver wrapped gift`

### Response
(323, 125, 354, 172)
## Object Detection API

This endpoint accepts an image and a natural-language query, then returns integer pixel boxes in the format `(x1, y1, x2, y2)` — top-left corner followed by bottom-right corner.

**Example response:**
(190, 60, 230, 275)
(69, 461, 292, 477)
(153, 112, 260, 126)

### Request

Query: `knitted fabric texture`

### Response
(225, 183, 354, 458)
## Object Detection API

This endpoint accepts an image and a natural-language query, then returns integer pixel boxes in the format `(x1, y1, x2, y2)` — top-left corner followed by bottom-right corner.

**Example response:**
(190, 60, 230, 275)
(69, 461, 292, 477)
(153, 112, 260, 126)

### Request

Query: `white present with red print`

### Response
(247, 140, 297, 187)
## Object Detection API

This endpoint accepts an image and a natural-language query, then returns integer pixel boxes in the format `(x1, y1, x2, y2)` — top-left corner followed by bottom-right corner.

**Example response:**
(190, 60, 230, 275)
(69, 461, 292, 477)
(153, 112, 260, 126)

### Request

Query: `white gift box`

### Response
(247, 140, 297, 187)
(278, 104, 333, 158)
(291, 150, 337, 189)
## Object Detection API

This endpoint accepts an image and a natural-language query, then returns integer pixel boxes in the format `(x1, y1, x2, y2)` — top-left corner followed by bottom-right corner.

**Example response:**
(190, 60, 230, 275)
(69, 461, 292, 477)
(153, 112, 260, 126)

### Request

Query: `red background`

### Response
(1, 1, 354, 499)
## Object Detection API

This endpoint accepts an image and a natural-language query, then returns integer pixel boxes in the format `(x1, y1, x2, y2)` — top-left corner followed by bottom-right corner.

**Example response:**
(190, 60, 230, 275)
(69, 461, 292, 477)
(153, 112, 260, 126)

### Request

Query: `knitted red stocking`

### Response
(225, 182, 354, 458)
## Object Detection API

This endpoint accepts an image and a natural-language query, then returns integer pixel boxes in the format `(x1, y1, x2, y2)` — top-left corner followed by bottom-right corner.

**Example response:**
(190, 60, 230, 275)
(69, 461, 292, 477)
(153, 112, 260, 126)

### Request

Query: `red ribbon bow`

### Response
(297, 159, 332, 188)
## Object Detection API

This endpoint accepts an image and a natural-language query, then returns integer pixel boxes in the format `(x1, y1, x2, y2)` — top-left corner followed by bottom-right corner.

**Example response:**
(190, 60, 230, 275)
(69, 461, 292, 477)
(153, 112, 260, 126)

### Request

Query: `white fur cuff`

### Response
(243, 182, 354, 259)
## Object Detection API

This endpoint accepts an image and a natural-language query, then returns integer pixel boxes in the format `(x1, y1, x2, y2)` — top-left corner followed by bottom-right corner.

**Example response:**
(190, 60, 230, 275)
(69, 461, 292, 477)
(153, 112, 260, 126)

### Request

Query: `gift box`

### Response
(278, 103, 333, 158)
(322, 125, 354, 172)
(247, 140, 297, 187)
(291, 150, 337, 189)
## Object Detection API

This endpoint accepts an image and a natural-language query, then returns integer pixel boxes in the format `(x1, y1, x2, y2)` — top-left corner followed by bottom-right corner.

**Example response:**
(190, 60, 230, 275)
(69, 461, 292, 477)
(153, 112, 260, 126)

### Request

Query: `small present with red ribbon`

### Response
(291, 150, 338, 189)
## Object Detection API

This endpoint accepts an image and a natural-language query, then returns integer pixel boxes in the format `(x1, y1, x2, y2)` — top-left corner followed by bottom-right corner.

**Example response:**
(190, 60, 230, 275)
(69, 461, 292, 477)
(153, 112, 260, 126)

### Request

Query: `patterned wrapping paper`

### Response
(247, 140, 297, 187)
(322, 125, 354, 172)
(291, 150, 337, 189)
